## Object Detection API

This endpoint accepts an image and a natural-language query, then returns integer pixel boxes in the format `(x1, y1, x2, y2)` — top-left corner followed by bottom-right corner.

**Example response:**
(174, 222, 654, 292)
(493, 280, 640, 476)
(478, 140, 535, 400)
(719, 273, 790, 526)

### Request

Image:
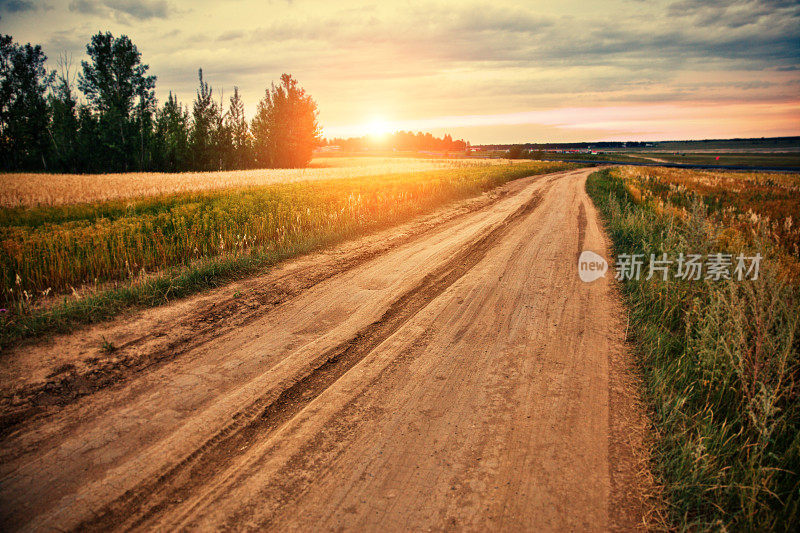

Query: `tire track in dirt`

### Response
(75, 186, 550, 531)
(133, 168, 652, 531)
(0, 182, 523, 438)
(577, 201, 587, 262)
(1, 168, 655, 532)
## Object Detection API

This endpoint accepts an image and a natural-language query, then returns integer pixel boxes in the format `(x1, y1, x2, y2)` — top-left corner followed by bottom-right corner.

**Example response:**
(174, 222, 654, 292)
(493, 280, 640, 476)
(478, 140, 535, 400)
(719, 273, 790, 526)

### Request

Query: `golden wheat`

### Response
(0, 157, 516, 207)
(1, 161, 569, 299)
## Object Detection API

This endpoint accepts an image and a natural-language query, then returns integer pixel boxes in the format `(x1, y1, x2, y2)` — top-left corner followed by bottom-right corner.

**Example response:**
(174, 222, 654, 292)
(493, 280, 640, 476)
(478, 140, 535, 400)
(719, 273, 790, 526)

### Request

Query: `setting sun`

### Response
(365, 117, 391, 139)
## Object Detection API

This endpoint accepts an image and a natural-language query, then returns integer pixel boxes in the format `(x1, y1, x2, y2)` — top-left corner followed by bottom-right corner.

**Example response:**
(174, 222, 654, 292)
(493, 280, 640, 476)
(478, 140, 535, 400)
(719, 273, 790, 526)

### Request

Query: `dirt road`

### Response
(0, 168, 650, 531)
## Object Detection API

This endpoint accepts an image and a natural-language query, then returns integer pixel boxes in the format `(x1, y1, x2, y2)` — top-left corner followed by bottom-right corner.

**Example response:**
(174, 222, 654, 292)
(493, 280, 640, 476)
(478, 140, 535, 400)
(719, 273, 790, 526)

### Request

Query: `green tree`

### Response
(78, 32, 156, 171)
(189, 69, 221, 170)
(226, 86, 252, 169)
(154, 92, 190, 172)
(75, 106, 100, 172)
(252, 74, 319, 168)
(214, 90, 233, 170)
(48, 60, 80, 172)
(507, 145, 527, 159)
(133, 81, 157, 170)
(0, 34, 54, 170)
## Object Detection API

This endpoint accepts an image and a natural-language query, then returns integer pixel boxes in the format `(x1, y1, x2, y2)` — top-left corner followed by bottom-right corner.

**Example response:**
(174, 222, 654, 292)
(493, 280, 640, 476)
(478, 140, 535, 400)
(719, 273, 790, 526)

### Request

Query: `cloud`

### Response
(668, 0, 800, 29)
(69, 0, 170, 21)
(209, 0, 797, 75)
(134, 0, 795, 128)
(0, 0, 37, 13)
(68, 0, 101, 15)
(112, 0, 169, 20)
(5, 0, 796, 142)
(217, 30, 244, 42)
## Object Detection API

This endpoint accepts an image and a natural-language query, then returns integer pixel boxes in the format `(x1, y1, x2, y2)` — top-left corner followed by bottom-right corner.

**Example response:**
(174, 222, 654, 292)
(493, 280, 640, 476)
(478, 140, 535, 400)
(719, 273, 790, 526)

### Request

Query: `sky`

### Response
(1, 0, 799, 144)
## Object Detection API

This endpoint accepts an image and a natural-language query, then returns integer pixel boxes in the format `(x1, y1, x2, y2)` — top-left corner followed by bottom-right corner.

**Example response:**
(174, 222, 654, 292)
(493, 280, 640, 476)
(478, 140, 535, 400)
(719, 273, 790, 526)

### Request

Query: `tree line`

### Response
(0, 32, 320, 173)
(327, 131, 468, 153)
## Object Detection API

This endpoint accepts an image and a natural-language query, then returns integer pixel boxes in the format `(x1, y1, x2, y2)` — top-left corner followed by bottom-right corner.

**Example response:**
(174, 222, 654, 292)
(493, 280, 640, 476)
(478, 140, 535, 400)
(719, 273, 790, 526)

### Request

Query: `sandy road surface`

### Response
(0, 168, 649, 531)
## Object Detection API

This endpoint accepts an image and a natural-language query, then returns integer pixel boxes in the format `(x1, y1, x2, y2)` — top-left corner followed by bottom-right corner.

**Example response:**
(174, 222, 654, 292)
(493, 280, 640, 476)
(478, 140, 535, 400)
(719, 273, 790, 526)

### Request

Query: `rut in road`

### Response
(77, 187, 550, 531)
(0, 168, 652, 531)
(0, 170, 555, 530)
(0, 182, 524, 437)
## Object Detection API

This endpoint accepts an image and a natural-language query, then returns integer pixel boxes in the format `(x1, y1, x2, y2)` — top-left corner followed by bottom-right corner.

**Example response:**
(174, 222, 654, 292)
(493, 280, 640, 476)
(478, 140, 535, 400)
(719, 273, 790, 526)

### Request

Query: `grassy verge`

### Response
(587, 169, 799, 530)
(1, 162, 576, 347)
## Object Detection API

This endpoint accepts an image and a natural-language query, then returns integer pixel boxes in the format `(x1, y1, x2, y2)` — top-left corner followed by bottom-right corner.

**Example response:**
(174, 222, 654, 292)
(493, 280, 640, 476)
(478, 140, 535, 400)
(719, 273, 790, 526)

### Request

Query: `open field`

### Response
(530, 152, 654, 164)
(528, 151, 800, 170)
(0, 167, 654, 530)
(626, 151, 800, 169)
(587, 167, 799, 529)
(0, 157, 519, 208)
(0, 161, 576, 346)
(2, 162, 796, 531)
(618, 166, 800, 260)
(3, 0, 797, 528)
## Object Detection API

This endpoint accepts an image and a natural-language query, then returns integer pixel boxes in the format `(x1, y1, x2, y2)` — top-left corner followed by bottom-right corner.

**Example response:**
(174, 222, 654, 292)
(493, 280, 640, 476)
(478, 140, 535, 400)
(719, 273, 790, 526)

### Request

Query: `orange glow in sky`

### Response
(3, 0, 799, 143)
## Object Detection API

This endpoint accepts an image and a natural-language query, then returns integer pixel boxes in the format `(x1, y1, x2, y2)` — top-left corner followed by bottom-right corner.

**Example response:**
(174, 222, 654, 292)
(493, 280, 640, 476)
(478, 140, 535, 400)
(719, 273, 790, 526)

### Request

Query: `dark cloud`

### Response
(217, 30, 244, 42)
(668, 0, 800, 29)
(0, 0, 37, 13)
(112, 0, 169, 20)
(68, 0, 102, 15)
(214, 1, 797, 75)
(69, 0, 170, 21)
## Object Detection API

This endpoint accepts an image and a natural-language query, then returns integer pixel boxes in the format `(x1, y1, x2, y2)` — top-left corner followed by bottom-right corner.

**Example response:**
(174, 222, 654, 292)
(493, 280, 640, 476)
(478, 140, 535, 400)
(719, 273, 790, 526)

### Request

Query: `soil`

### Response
(0, 168, 655, 531)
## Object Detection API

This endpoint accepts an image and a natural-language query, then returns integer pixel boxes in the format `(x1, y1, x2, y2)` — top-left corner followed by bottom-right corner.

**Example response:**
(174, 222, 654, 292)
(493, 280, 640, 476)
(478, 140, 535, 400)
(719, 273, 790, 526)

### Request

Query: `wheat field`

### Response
(0, 157, 516, 207)
(0, 160, 576, 345)
(1, 161, 572, 300)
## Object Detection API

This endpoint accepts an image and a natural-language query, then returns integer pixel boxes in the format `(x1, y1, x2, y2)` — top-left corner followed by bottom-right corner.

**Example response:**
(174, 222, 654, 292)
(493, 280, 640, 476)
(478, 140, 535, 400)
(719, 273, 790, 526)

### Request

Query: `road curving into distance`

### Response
(0, 167, 648, 531)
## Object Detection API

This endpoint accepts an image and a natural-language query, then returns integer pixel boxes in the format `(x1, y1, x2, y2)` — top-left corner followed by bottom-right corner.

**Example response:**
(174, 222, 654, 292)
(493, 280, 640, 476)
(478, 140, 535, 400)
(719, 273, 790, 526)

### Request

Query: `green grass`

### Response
(586, 169, 800, 530)
(0, 161, 577, 347)
(0, 236, 328, 347)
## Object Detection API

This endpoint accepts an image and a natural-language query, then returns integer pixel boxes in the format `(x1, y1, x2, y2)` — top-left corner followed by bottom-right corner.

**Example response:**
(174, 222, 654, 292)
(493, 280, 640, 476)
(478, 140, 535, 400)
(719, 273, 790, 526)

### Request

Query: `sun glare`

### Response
(365, 117, 391, 139)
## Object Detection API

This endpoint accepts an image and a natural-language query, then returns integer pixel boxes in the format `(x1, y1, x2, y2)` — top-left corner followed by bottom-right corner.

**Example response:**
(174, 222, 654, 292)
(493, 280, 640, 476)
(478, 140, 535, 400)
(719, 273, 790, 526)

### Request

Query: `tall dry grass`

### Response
(587, 168, 799, 530)
(618, 166, 800, 259)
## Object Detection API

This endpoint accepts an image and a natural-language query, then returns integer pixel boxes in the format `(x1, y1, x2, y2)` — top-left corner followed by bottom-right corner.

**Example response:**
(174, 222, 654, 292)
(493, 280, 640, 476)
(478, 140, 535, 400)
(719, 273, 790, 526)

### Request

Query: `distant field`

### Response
(0, 157, 517, 208)
(529, 152, 653, 164)
(527, 150, 800, 169)
(626, 151, 800, 168)
(0, 160, 576, 345)
(645, 137, 799, 151)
